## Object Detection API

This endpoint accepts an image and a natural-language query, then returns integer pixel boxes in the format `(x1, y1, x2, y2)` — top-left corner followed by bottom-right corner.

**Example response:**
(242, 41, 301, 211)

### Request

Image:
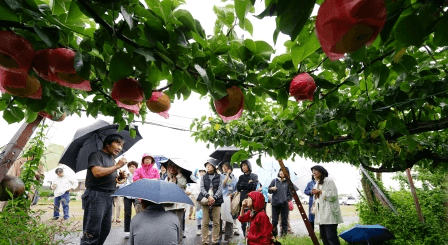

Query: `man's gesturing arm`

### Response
(92, 159, 126, 178)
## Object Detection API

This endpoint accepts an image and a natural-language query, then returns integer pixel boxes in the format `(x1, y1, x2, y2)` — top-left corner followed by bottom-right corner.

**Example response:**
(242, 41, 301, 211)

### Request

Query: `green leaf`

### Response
(239, 18, 253, 35)
(276, 0, 316, 41)
(109, 52, 134, 82)
(130, 128, 137, 139)
(394, 14, 425, 47)
(433, 15, 448, 47)
(25, 110, 38, 123)
(118, 119, 126, 132)
(3, 109, 19, 124)
(74, 52, 91, 80)
(235, 0, 251, 26)
(273, 142, 287, 159)
(134, 48, 156, 62)
(230, 150, 249, 163)
(254, 41, 274, 60)
(194, 64, 227, 100)
(314, 77, 336, 89)
(33, 23, 60, 48)
(145, 0, 167, 23)
(291, 32, 320, 68)
(0, 4, 19, 21)
(121, 6, 134, 30)
(372, 64, 390, 88)
(277, 88, 288, 109)
(174, 9, 197, 33)
(171, 70, 184, 94)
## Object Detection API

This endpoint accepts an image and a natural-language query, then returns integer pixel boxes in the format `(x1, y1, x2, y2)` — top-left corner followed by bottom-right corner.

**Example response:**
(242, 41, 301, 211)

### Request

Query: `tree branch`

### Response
(154, 83, 172, 92)
(360, 149, 447, 172)
(309, 116, 448, 148)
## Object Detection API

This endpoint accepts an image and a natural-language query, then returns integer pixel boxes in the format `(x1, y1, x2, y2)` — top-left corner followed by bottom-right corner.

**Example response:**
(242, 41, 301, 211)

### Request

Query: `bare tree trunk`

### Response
(376, 172, 382, 182)
(361, 176, 375, 209)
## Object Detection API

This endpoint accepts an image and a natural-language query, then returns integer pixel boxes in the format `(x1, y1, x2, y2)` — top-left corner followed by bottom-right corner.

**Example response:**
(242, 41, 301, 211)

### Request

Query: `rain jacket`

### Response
(313, 178, 343, 225)
(133, 155, 160, 182)
(304, 179, 316, 222)
(238, 191, 274, 245)
(268, 177, 292, 207)
(236, 160, 258, 206)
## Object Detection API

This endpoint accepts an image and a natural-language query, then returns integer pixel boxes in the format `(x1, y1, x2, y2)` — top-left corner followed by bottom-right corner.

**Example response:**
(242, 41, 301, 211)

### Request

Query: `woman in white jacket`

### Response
(192, 168, 206, 236)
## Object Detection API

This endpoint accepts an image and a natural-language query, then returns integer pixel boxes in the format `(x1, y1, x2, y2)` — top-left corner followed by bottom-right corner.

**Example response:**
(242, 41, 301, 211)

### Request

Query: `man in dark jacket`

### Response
(268, 167, 292, 237)
(236, 160, 258, 237)
(81, 134, 126, 245)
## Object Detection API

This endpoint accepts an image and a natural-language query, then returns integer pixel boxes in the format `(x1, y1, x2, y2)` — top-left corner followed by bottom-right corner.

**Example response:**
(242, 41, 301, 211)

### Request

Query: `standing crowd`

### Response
(78, 134, 343, 245)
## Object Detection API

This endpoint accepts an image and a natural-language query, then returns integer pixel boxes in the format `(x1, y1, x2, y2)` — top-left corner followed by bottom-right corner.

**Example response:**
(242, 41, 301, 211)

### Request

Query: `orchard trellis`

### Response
(0, 0, 448, 243)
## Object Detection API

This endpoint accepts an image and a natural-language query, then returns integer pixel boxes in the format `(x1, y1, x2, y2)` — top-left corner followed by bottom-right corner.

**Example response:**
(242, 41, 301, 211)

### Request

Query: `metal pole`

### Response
(406, 168, 424, 223)
(0, 116, 43, 183)
(277, 159, 319, 245)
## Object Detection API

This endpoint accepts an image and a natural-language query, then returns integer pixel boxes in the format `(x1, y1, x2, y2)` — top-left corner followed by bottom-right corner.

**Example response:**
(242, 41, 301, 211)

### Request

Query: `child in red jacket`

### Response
(238, 191, 274, 245)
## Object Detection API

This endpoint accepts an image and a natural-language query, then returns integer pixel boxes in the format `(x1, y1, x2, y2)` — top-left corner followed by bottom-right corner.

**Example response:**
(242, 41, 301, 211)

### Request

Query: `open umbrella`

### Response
(153, 155, 168, 169)
(257, 161, 300, 190)
(210, 146, 240, 168)
(160, 158, 196, 183)
(59, 120, 142, 172)
(112, 179, 194, 205)
(339, 224, 395, 244)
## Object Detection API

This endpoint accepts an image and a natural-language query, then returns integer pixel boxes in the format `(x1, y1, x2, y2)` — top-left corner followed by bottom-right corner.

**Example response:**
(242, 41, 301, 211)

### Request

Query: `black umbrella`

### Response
(160, 158, 196, 183)
(209, 146, 240, 168)
(59, 120, 143, 172)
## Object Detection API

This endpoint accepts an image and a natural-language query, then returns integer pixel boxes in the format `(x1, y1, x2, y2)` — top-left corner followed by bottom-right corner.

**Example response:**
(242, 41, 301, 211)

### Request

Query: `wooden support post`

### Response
(0, 116, 43, 183)
(277, 159, 319, 245)
(406, 168, 424, 223)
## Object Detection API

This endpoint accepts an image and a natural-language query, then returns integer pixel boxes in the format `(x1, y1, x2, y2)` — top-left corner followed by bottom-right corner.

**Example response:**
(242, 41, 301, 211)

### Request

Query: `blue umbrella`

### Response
(112, 179, 194, 206)
(339, 224, 395, 244)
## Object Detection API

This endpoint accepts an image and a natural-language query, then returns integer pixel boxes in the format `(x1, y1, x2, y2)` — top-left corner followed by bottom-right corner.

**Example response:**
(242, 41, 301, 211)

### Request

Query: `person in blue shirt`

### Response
(304, 175, 317, 230)
(257, 183, 269, 205)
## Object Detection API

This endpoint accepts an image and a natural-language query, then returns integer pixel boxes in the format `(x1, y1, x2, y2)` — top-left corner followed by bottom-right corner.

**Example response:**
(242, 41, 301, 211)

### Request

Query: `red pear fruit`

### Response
(32, 48, 91, 91)
(111, 78, 144, 106)
(147, 92, 171, 114)
(0, 70, 42, 99)
(49, 48, 86, 84)
(32, 49, 53, 81)
(316, 0, 386, 60)
(0, 31, 35, 74)
(289, 73, 316, 102)
(214, 86, 244, 118)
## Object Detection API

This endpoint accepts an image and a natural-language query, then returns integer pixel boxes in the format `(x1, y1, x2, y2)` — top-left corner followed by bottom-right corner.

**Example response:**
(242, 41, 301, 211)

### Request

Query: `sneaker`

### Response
(196, 230, 201, 236)
(233, 231, 240, 236)
(53, 217, 59, 220)
(124, 232, 130, 239)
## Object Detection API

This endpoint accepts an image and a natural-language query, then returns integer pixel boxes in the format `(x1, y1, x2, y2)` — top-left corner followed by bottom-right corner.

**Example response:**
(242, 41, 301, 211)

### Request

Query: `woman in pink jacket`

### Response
(133, 154, 159, 213)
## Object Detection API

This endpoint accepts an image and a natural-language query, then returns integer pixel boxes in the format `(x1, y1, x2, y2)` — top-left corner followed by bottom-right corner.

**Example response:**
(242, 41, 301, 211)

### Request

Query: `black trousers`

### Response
(319, 224, 340, 245)
(272, 205, 289, 236)
(80, 189, 114, 245)
(123, 197, 135, 232)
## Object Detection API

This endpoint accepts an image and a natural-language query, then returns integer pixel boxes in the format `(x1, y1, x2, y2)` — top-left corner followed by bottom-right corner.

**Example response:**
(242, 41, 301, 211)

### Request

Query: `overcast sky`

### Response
(0, 0, 402, 195)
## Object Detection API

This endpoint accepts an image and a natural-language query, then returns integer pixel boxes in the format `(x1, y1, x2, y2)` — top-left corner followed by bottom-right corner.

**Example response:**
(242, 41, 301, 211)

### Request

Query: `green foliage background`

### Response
(357, 168, 448, 245)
